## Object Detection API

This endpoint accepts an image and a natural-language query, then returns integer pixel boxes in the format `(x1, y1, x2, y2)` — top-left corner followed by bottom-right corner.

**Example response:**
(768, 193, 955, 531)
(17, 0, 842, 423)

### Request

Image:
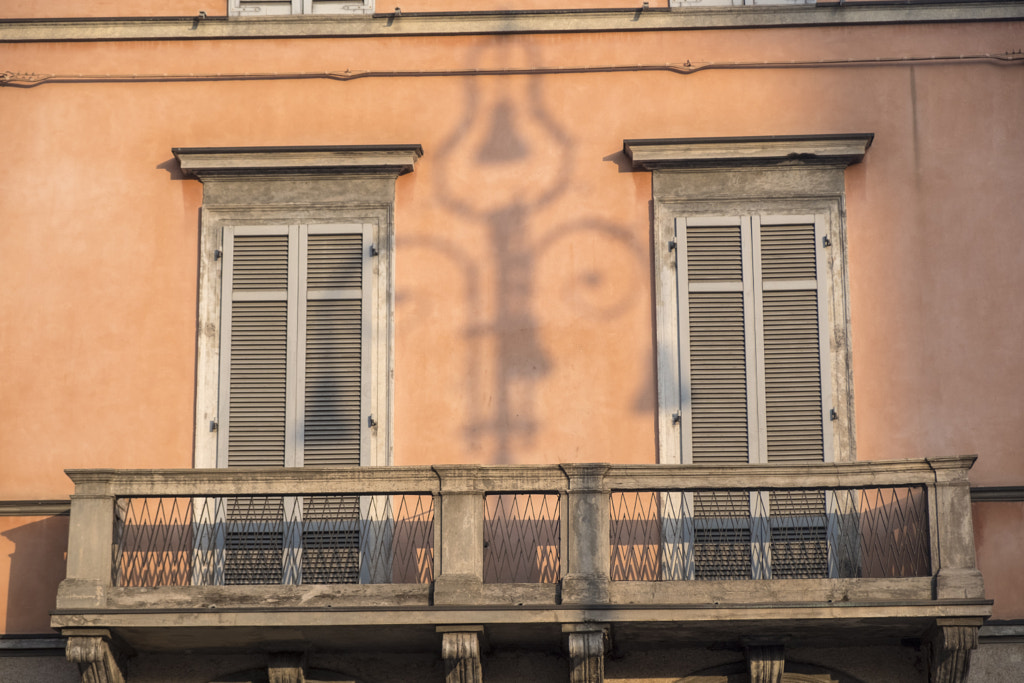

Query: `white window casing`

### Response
(228, 0, 374, 16)
(175, 144, 421, 471)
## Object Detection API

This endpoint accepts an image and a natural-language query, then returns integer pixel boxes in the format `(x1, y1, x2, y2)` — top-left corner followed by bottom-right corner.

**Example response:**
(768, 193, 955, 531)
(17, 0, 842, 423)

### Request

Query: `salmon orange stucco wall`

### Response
(974, 502, 1024, 620)
(0, 516, 68, 633)
(0, 25, 1021, 482)
(0, 19, 1022, 634)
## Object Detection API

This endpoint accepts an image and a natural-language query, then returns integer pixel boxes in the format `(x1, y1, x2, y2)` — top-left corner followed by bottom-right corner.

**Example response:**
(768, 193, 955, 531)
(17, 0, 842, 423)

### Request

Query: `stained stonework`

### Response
(930, 625, 979, 683)
(566, 627, 609, 683)
(747, 645, 785, 683)
(441, 630, 483, 683)
(65, 635, 126, 683)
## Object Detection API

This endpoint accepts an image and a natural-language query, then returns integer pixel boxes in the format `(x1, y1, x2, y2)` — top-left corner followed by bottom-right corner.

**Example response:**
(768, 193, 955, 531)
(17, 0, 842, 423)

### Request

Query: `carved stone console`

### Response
(564, 624, 610, 683)
(929, 623, 980, 683)
(746, 644, 784, 683)
(65, 631, 127, 683)
(439, 626, 484, 683)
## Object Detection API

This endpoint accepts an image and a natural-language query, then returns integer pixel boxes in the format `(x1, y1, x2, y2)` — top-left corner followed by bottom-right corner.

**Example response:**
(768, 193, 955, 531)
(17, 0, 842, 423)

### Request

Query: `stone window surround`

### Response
(173, 144, 422, 469)
(623, 134, 872, 465)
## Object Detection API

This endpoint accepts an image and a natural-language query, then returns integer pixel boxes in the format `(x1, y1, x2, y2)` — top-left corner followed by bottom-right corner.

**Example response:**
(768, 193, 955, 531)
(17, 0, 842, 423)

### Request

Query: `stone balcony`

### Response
(52, 458, 990, 681)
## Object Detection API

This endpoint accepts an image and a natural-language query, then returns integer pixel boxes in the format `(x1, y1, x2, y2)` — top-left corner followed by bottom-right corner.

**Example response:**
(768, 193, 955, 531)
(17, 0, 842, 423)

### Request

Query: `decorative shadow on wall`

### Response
(417, 40, 648, 463)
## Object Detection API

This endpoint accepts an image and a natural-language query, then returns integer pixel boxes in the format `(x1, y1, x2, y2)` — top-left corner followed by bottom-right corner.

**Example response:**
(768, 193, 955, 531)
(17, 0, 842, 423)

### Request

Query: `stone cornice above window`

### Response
(623, 134, 873, 171)
(172, 144, 423, 181)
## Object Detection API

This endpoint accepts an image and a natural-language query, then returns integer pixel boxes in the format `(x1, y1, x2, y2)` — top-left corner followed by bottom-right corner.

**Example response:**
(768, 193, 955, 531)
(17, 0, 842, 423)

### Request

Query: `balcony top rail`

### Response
(65, 455, 977, 497)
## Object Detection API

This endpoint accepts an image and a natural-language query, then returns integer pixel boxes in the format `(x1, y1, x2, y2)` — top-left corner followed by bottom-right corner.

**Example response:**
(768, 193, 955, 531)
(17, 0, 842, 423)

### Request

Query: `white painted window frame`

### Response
(228, 0, 374, 17)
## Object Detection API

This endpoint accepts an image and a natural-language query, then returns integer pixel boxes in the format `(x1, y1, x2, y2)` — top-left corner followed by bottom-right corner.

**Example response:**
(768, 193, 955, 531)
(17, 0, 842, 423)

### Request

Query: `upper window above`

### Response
(671, 0, 813, 6)
(625, 134, 872, 465)
(229, 0, 373, 16)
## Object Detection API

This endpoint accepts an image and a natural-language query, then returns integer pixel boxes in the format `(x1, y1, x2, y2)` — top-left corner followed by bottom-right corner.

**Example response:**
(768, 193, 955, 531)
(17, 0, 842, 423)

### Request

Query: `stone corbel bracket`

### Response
(564, 623, 611, 683)
(623, 134, 873, 171)
(438, 625, 486, 683)
(929, 622, 980, 683)
(746, 643, 785, 683)
(65, 630, 130, 683)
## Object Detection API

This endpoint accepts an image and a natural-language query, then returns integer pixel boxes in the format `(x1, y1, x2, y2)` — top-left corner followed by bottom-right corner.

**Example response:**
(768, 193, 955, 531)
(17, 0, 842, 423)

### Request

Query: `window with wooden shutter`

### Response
(624, 134, 868, 580)
(674, 213, 834, 579)
(216, 223, 372, 584)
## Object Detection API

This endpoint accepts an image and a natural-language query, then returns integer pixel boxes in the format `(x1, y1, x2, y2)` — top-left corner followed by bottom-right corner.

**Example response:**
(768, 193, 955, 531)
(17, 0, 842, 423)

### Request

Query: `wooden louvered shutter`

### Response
(296, 224, 372, 468)
(676, 216, 758, 465)
(217, 226, 296, 584)
(753, 215, 832, 578)
(218, 223, 371, 468)
(218, 225, 296, 468)
(753, 214, 833, 464)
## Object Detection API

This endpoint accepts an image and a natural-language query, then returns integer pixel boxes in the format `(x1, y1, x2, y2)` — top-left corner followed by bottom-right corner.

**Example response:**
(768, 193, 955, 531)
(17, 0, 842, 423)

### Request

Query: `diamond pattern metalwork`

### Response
(609, 486, 929, 581)
(483, 493, 560, 583)
(114, 493, 434, 587)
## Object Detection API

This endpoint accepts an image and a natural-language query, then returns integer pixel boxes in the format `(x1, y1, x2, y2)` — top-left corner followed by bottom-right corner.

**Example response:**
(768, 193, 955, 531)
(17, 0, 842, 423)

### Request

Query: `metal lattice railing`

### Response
(113, 494, 434, 587)
(483, 493, 560, 583)
(609, 486, 929, 581)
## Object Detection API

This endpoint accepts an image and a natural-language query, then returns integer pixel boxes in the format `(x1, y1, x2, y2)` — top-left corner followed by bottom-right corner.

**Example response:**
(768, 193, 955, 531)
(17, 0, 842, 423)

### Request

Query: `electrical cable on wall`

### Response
(2, 50, 1021, 87)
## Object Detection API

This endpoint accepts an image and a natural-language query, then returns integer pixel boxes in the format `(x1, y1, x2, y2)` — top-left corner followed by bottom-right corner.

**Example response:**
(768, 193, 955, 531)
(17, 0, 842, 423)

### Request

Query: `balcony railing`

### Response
(114, 493, 435, 587)
(53, 457, 988, 649)
(609, 486, 930, 581)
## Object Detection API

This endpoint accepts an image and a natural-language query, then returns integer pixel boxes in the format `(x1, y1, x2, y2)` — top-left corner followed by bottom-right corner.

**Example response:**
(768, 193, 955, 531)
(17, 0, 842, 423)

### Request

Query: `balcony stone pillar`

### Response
(560, 464, 610, 604)
(58, 493, 116, 610)
(564, 624, 609, 683)
(927, 457, 985, 600)
(433, 466, 484, 605)
(65, 630, 127, 683)
(439, 626, 485, 683)
(928, 622, 980, 683)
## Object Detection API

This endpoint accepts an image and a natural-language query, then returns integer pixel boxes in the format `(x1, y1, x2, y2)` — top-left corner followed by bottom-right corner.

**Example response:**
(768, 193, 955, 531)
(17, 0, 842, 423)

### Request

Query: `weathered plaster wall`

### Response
(0, 654, 78, 683)
(968, 642, 1024, 683)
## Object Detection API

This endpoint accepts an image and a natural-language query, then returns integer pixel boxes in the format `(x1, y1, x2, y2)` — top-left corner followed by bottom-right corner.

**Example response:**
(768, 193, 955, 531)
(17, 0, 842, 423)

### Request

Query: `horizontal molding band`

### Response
(0, 637, 67, 652)
(1, 3, 1023, 43)
(980, 622, 1024, 643)
(0, 500, 71, 516)
(971, 486, 1024, 502)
